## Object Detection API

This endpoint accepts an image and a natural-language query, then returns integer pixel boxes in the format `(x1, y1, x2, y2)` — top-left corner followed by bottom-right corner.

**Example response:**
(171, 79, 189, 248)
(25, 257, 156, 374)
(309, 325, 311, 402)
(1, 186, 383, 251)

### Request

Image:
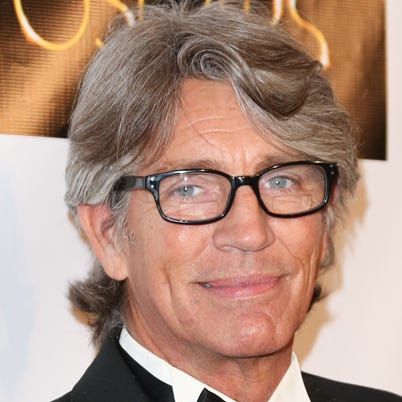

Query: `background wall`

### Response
(0, 1, 401, 401)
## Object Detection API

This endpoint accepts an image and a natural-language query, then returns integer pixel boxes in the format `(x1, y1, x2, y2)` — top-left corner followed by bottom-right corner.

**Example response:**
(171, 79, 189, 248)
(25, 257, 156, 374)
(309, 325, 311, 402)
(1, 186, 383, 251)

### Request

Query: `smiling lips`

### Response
(198, 275, 286, 299)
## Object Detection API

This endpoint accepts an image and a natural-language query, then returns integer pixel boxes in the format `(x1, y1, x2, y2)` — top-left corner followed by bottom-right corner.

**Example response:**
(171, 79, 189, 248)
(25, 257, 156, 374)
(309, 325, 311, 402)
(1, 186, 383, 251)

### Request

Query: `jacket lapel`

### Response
(70, 336, 152, 402)
(302, 372, 339, 402)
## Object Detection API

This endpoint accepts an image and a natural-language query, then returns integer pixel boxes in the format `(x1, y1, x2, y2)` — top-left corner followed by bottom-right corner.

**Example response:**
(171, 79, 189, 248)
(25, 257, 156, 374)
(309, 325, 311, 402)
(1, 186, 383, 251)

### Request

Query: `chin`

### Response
(207, 316, 296, 359)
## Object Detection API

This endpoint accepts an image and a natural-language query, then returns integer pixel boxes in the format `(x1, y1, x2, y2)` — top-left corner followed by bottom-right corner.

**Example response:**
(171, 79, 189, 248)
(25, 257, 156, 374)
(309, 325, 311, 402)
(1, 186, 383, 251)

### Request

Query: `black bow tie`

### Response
(197, 388, 226, 402)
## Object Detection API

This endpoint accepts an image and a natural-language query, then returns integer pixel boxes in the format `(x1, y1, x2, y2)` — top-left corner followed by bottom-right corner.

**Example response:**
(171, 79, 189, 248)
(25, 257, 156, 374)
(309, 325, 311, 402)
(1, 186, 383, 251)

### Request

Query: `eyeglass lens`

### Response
(158, 164, 326, 222)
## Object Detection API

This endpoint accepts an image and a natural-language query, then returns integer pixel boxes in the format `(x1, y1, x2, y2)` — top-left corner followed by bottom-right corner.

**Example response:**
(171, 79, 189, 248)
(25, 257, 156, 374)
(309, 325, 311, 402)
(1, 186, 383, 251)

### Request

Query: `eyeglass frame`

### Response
(111, 160, 338, 225)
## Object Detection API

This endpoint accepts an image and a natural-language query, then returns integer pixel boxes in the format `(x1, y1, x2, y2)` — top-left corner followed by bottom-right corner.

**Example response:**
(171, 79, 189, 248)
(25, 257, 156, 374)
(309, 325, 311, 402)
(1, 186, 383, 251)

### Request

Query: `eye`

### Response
(161, 174, 213, 202)
(159, 172, 227, 206)
(265, 176, 293, 189)
(171, 184, 202, 198)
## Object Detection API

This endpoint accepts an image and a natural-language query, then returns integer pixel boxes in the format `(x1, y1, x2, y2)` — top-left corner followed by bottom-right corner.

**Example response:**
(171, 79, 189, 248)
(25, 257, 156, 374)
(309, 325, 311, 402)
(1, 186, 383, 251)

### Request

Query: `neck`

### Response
(126, 319, 293, 402)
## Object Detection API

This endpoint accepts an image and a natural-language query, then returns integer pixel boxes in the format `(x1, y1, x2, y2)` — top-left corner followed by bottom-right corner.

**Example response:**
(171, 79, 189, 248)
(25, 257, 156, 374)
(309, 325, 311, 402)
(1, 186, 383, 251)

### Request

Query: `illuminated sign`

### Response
(0, 0, 386, 160)
(13, 0, 135, 50)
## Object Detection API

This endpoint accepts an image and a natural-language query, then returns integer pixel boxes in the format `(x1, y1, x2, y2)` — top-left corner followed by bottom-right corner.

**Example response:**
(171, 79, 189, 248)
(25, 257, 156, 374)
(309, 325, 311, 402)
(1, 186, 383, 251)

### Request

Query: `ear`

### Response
(77, 204, 128, 281)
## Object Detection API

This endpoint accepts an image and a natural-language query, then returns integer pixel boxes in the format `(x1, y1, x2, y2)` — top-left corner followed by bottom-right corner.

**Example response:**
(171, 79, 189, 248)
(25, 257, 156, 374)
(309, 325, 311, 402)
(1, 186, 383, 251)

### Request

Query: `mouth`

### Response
(197, 275, 286, 299)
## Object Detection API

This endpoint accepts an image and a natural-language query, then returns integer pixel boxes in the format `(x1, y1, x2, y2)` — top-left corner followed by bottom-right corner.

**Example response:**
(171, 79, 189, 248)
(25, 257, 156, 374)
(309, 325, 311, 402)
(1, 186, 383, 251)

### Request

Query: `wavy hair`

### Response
(65, 1, 359, 346)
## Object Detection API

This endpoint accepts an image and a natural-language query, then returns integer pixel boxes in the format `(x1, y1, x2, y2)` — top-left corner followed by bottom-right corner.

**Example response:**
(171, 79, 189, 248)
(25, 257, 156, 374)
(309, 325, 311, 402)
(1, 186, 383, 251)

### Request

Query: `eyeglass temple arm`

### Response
(114, 176, 146, 192)
(109, 176, 146, 206)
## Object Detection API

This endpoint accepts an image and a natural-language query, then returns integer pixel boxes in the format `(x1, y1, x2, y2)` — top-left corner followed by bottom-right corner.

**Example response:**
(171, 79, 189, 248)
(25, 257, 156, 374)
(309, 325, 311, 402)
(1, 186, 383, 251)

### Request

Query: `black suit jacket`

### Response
(53, 336, 402, 402)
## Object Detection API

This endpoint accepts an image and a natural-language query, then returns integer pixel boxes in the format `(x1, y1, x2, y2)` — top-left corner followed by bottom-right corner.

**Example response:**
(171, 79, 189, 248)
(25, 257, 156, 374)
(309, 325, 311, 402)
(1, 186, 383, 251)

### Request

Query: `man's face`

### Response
(117, 80, 328, 365)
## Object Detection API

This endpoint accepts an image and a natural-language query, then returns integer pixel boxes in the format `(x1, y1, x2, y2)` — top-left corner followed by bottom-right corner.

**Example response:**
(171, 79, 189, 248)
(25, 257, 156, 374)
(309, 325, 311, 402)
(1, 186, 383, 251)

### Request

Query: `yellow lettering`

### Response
(13, 0, 90, 51)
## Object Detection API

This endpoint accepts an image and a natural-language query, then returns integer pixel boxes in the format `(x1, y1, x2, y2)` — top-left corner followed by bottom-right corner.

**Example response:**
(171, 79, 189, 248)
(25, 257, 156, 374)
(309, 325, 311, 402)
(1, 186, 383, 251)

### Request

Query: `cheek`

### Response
(125, 208, 212, 287)
(122, 215, 216, 333)
(277, 214, 327, 263)
(274, 216, 327, 298)
(154, 223, 213, 266)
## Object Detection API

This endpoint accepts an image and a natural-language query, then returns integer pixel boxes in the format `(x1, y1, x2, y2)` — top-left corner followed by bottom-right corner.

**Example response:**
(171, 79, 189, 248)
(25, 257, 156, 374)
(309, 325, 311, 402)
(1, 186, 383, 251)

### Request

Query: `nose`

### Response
(212, 185, 275, 252)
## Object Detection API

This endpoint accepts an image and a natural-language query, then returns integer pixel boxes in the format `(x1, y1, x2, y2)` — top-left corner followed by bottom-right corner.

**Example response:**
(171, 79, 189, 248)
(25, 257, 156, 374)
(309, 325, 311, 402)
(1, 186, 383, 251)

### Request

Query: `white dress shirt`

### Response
(120, 327, 311, 402)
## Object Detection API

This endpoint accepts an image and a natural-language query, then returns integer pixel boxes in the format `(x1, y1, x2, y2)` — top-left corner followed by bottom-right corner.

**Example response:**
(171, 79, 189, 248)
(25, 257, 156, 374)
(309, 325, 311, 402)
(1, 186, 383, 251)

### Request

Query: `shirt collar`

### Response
(269, 354, 311, 402)
(119, 327, 310, 402)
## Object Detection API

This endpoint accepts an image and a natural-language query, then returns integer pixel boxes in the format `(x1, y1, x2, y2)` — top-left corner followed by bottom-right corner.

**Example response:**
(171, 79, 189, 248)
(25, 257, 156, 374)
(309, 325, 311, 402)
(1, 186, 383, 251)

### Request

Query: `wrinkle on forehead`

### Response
(175, 80, 298, 157)
(177, 81, 251, 132)
(140, 80, 302, 174)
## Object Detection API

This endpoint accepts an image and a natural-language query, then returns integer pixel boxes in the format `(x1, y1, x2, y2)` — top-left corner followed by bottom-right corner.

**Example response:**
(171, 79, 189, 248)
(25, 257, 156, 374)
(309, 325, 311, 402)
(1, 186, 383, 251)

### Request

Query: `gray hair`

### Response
(66, 1, 359, 346)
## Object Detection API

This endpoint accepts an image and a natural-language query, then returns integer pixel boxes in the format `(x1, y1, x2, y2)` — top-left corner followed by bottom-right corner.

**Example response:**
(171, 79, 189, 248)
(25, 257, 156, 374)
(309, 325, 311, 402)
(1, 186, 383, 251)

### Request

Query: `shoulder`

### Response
(302, 372, 402, 402)
(51, 335, 148, 402)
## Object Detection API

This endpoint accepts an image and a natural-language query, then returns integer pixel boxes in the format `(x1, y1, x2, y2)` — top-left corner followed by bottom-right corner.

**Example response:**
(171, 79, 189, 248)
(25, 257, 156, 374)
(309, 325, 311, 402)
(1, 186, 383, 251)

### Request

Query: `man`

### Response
(55, 1, 401, 401)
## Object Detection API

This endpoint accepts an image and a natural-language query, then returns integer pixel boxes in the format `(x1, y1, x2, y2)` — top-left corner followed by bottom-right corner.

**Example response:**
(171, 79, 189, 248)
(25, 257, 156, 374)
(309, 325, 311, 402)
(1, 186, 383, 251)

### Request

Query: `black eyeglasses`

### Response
(111, 160, 338, 224)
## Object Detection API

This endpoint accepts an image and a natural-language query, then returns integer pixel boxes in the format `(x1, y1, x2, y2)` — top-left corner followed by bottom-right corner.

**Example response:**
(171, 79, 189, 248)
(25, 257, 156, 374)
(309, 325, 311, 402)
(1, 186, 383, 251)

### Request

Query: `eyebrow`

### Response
(153, 155, 300, 174)
(254, 155, 300, 171)
(151, 159, 222, 173)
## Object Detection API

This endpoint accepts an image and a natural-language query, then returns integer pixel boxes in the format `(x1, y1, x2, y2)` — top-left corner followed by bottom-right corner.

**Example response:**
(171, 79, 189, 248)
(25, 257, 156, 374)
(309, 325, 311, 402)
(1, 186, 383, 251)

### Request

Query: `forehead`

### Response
(146, 79, 299, 174)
